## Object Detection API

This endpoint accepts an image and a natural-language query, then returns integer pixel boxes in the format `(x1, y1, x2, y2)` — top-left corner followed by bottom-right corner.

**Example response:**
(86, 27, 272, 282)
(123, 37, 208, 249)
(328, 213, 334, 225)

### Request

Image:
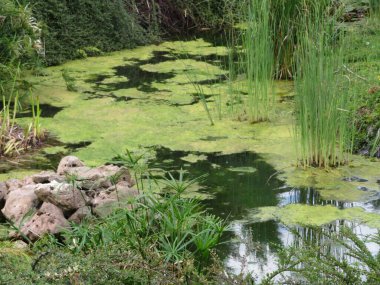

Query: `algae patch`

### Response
(228, 167, 257, 173)
(19, 37, 380, 204)
(180, 154, 208, 163)
(251, 204, 380, 229)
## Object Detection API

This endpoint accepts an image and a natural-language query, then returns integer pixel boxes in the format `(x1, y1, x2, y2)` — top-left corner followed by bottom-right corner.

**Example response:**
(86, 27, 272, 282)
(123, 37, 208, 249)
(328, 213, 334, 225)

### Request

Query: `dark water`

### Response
(150, 146, 380, 279)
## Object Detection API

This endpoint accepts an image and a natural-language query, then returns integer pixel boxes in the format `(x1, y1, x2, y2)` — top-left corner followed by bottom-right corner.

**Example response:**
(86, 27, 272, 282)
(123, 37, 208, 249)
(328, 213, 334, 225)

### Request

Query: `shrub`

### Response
(82, 46, 102, 57)
(74, 49, 87, 59)
(30, 0, 149, 65)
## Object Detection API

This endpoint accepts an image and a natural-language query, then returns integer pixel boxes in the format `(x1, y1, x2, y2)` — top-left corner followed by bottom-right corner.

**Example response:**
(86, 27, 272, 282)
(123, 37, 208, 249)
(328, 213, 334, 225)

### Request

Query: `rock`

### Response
(5, 179, 23, 193)
(357, 186, 369, 191)
(68, 206, 92, 223)
(1, 186, 39, 225)
(35, 181, 89, 211)
(342, 176, 368, 183)
(68, 165, 133, 190)
(32, 171, 61, 184)
(0, 182, 7, 201)
(92, 181, 138, 217)
(20, 202, 69, 241)
(13, 240, 28, 249)
(57, 156, 85, 175)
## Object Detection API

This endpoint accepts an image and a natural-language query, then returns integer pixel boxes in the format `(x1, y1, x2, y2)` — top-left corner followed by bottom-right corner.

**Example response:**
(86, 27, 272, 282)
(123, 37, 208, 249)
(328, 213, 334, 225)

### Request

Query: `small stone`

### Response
(342, 176, 368, 183)
(13, 240, 28, 249)
(32, 171, 61, 184)
(57, 156, 85, 175)
(357, 186, 369, 191)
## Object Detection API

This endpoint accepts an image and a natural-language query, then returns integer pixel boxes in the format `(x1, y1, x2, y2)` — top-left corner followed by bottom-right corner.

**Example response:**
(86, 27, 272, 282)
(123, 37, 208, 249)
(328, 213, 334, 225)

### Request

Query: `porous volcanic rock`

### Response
(20, 202, 70, 241)
(92, 181, 138, 217)
(1, 185, 40, 225)
(57, 155, 85, 175)
(0, 155, 138, 242)
(35, 181, 89, 211)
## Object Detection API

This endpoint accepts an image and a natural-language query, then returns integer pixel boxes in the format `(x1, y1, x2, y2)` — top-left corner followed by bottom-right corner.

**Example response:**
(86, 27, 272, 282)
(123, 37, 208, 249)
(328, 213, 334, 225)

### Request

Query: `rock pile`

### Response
(0, 156, 137, 242)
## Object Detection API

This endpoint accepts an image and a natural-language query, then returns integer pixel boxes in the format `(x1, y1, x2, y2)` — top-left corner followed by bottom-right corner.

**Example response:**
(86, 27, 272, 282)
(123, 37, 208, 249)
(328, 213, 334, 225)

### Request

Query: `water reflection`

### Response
(152, 147, 379, 280)
(222, 220, 379, 281)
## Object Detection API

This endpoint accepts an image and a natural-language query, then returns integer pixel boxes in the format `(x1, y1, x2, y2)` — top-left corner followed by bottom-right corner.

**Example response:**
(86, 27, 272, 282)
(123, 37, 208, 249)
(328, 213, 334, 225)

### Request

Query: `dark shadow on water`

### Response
(151, 146, 328, 220)
(84, 47, 229, 97)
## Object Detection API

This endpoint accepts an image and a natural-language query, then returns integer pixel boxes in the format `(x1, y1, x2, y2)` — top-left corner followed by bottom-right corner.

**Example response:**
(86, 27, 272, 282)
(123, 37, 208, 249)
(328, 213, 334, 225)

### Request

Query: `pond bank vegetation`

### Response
(0, 0, 380, 283)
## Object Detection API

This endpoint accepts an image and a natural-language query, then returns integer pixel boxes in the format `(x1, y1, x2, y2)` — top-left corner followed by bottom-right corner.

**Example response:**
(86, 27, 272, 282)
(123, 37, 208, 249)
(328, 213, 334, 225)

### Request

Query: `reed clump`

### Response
(243, 0, 274, 123)
(294, 2, 353, 167)
(226, 0, 274, 122)
(369, 0, 380, 17)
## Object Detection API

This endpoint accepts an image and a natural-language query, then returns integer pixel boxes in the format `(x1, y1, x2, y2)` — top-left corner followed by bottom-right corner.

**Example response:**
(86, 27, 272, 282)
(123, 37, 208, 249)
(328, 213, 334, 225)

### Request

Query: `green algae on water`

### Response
(228, 166, 257, 173)
(251, 204, 380, 229)
(180, 154, 208, 163)
(18, 37, 380, 204)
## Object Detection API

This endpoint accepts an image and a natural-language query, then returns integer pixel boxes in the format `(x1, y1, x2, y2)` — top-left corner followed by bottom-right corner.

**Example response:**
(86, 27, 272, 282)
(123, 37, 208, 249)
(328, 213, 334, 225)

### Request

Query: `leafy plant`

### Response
(263, 227, 380, 285)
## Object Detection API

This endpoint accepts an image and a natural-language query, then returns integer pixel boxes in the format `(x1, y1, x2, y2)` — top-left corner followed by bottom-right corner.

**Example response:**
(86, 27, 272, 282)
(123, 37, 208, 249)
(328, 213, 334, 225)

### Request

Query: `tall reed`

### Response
(369, 0, 380, 17)
(270, 0, 331, 79)
(294, 2, 352, 167)
(243, 0, 274, 122)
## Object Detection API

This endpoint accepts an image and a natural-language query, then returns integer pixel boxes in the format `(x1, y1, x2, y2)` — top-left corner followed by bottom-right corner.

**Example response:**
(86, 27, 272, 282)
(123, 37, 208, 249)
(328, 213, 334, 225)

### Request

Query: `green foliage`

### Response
(369, 0, 380, 17)
(345, 18, 380, 157)
(74, 49, 87, 59)
(82, 46, 102, 57)
(263, 227, 380, 285)
(131, 0, 244, 34)
(294, 2, 354, 167)
(1, 166, 229, 284)
(30, 0, 149, 65)
(244, 0, 274, 122)
(0, 0, 41, 95)
(270, 0, 332, 79)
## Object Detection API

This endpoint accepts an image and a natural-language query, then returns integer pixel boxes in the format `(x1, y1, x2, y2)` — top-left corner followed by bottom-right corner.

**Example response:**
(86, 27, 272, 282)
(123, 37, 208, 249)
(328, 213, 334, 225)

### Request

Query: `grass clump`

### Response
(243, 0, 274, 123)
(294, 2, 354, 168)
(0, 71, 45, 157)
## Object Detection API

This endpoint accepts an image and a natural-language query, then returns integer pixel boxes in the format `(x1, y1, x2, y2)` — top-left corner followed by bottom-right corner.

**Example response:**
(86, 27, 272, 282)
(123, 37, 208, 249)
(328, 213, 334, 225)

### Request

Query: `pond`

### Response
(2, 37, 380, 280)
